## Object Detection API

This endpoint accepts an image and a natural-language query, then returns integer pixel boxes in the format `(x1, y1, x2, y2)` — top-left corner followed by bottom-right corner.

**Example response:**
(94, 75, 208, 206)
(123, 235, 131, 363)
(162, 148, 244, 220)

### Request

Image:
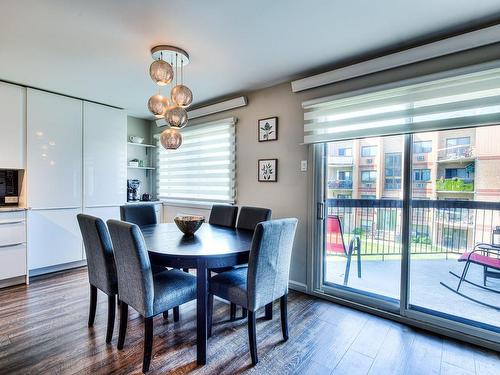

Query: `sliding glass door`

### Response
(323, 135, 404, 306)
(315, 126, 500, 343)
(408, 127, 500, 334)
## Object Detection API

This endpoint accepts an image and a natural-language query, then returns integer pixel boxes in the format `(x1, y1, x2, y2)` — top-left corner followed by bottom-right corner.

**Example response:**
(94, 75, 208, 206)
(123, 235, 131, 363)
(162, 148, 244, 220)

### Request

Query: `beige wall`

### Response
(151, 43, 500, 287)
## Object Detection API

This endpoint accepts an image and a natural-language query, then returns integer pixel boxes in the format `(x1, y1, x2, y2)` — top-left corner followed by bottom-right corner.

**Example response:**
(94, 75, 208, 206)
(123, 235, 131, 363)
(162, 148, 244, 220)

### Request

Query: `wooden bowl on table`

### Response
(174, 215, 205, 236)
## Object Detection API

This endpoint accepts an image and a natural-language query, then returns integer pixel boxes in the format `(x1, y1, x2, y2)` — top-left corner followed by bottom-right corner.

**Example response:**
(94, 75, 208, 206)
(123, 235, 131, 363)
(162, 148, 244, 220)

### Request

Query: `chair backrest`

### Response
(247, 218, 298, 311)
(107, 219, 154, 317)
(208, 205, 238, 227)
(77, 214, 117, 296)
(236, 206, 272, 231)
(326, 215, 346, 255)
(120, 204, 157, 227)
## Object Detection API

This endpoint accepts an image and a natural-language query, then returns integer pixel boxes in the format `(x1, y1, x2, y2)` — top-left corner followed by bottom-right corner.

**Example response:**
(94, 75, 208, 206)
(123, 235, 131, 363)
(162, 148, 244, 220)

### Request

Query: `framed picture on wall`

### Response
(258, 117, 278, 142)
(258, 158, 278, 182)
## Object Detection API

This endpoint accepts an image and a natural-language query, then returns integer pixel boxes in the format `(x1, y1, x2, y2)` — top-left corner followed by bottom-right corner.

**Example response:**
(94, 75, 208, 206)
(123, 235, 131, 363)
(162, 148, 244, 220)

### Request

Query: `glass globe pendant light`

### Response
(147, 93, 170, 118)
(165, 105, 188, 128)
(171, 84, 193, 108)
(149, 59, 173, 86)
(160, 128, 182, 150)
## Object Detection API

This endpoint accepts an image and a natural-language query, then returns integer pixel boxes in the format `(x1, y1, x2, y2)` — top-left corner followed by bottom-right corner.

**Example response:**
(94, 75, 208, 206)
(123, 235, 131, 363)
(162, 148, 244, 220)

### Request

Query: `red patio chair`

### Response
(440, 243, 500, 311)
(326, 215, 362, 286)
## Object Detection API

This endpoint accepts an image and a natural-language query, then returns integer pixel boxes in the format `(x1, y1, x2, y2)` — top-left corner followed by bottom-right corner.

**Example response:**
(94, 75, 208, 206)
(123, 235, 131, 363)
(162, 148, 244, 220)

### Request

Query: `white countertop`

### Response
(0, 206, 27, 212)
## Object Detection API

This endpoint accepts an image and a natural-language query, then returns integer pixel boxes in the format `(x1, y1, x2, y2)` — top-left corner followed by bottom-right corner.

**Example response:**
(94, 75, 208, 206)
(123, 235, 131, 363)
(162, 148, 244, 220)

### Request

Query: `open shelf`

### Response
(127, 142, 156, 148)
(127, 166, 155, 170)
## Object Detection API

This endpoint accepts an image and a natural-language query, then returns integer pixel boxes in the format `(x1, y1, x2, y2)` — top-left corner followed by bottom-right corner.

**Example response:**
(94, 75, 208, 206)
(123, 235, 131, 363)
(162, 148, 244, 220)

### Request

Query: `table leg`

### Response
(196, 259, 208, 365)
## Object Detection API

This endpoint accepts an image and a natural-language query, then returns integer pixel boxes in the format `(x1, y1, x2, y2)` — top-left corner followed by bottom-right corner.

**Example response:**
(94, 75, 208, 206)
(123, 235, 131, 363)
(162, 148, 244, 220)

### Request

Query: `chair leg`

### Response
(280, 294, 289, 341)
(88, 285, 97, 327)
(242, 308, 248, 319)
(143, 316, 154, 373)
(357, 244, 362, 278)
(117, 302, 128, 350)
(457, 261, 471, 292)
(173, 306, 180, 322)
(208, 293, 214, 338)
(265, 302, 273, 320)
(248, 311, 258, 365)
(344, 253, 352, 286)
(230, 303, 236, 321)
(162, 310, 168, 320)
(106, 295, 116, 344)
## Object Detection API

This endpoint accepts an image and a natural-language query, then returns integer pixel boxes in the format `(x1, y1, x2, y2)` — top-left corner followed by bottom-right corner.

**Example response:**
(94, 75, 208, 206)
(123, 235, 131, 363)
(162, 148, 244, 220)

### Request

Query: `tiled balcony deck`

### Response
(325, 254, 500, 328)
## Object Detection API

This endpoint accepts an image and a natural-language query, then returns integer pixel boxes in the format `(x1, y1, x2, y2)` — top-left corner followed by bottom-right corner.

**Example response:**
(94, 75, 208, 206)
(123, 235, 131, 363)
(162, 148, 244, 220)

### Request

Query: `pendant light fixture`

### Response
(147, 45, 193, 149)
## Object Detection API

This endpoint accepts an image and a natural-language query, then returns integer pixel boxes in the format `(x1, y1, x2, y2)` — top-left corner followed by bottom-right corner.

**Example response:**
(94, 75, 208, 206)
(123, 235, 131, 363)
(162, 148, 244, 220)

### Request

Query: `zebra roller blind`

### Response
(156, 117, 236, 203)
(303, 64, 500, 144)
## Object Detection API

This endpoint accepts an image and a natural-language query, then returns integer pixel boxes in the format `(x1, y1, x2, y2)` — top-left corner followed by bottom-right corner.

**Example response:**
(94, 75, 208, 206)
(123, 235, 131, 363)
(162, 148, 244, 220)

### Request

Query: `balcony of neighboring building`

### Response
(437, 143, 476, 164)
(328, 155, 354, 166)
(328, 179, 353, 190)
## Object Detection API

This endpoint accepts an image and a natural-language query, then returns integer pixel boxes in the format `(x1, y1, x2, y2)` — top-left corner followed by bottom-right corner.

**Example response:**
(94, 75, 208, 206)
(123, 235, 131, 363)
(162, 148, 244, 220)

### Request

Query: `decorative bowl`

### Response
(174, 215, 205, 236)
(129, 136, 144, 144)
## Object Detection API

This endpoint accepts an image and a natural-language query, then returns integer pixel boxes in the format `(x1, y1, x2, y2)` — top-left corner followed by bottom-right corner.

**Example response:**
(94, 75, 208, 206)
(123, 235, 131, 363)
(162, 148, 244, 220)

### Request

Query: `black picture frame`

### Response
(258, 158, 278, 182)
(258, 117, 278, 142)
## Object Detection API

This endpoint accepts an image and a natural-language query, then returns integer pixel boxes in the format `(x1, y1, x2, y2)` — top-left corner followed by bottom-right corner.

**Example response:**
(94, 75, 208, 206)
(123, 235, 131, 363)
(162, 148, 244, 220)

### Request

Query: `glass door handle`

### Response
(317, 202, 325, 220)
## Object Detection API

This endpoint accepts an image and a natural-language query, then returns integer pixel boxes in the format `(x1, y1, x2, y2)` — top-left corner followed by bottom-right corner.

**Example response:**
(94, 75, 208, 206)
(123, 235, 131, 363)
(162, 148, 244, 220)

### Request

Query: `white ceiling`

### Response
(1, 0, 500, 119)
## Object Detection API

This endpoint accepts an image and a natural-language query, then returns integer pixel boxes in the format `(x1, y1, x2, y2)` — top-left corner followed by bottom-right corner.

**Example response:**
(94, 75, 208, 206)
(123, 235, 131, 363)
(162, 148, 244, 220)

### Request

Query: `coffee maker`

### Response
(127, 179, 141, 201)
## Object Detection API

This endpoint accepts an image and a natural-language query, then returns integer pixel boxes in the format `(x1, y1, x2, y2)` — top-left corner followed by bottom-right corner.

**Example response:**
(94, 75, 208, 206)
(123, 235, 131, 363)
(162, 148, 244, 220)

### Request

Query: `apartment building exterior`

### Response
(326, 125, 500, 253)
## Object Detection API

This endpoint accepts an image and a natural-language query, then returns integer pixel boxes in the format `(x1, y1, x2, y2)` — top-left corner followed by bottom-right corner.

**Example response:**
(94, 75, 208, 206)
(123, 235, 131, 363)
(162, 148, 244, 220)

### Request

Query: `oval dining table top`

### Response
(141, 222, 254, 258)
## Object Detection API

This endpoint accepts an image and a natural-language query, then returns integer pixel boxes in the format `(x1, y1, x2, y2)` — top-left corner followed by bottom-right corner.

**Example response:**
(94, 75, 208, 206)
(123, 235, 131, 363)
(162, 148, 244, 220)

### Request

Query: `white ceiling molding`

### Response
(291, 24, 500, 93)
(156, 96, 247, 127)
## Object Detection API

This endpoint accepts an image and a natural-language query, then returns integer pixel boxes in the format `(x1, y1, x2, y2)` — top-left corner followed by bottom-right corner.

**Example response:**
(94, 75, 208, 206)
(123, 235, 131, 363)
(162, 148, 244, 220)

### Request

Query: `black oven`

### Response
(0, 170, 19, 206)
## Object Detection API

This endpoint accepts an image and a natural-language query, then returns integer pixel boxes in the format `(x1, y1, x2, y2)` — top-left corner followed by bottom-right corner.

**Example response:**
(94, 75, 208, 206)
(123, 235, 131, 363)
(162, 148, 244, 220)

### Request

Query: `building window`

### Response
(445, 137, 470, 157)
(445, 168, 468, 179)
(385, 153, 402, 190)
(413, 141, 432, 154)
(413, 169, 431, 182)
(361, 170, 377, 184)
(337, 171, 352, 181)
(361, 194, 376, 199)
(156, 118, 236, 203)
(361, 145, 377, 157)
(338, 147, 352, 156)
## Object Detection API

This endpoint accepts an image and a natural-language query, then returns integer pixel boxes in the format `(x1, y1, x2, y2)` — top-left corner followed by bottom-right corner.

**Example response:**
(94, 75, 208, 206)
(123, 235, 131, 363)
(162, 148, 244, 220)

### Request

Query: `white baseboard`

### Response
(29, 260, 87, 278)
(289, 280, 308, 293)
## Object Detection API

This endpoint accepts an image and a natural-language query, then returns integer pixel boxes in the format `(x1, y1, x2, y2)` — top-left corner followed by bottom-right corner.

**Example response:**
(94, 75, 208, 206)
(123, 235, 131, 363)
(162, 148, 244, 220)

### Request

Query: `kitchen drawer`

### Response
(0, 243, 26, 280)
(0, 213, 25, 247)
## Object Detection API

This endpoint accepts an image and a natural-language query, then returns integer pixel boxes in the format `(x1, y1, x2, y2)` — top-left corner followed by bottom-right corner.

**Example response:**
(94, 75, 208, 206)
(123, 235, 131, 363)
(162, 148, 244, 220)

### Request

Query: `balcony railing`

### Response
(328, 180, 353, 189)
(437, 146, 475, 162)
(436, 178, 474, 192)
(326, 198, 500, 257)
(328, 156, 353, 165)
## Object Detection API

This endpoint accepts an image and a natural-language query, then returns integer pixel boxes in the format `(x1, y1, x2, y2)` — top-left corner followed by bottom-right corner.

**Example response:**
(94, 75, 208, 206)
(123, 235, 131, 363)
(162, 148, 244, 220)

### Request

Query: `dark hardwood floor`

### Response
(0, 268, 498, 375)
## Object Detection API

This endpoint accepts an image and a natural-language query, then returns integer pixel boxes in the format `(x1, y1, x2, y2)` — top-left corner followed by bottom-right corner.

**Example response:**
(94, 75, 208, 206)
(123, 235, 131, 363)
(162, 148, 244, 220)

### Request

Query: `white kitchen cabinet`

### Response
(0, 210, 27, 283)
(28, 208, 82, 270)
(0, 82, 26, 169)
(84, 102, 127, 207)
(27, 89, 82, 209)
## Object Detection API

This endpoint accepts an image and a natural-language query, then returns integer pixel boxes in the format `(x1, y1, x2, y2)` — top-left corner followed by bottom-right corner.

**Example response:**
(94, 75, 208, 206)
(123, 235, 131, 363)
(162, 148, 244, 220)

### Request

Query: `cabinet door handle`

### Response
(0, 219, 25, 225)
(0, 242, 24, 249)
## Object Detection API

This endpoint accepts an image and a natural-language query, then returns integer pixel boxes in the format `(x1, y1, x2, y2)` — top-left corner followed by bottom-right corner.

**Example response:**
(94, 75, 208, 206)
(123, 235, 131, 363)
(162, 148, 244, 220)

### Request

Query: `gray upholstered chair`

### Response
(209, 204, 238, 227)
(107, 220, 197, 373)
(120, 203, 157, 227)
(77, 214, 117, 344)
(120, 203, 178, 319)
(227, 206, 272, 320)
(208, 218, 298, 365)
(236, 206, 272, 231)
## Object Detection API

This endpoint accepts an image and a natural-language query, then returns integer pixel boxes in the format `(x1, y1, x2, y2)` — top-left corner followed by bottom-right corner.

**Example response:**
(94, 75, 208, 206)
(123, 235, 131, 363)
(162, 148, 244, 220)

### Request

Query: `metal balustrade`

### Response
(326, 199, 500, 256)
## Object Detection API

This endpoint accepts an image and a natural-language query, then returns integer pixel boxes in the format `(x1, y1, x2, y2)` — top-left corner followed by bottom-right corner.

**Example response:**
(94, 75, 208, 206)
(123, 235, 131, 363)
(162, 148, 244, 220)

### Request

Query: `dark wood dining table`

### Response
(141, 223, 254, 365)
